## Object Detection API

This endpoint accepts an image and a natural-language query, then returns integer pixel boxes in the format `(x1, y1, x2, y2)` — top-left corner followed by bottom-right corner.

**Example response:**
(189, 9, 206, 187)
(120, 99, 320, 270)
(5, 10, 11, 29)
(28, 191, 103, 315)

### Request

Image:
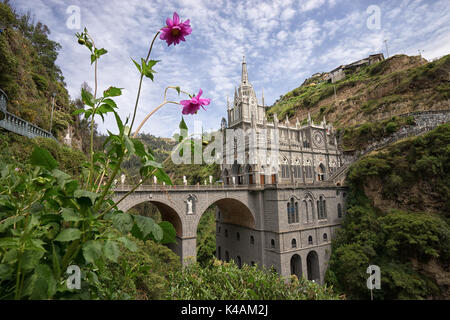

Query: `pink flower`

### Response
(180, 89, 211, 115)
(160, 12, 192, 46)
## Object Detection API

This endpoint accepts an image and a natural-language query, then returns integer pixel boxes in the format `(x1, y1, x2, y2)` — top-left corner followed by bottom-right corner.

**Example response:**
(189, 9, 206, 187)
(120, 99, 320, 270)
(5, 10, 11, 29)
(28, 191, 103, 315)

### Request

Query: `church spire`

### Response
(241, 55, 248, 85)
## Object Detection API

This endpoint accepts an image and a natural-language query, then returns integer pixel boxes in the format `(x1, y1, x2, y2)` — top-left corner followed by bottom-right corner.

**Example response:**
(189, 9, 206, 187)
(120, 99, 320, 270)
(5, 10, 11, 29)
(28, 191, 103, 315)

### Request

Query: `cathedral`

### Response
(220, 56, 343, 186)
(215, 58, 347, 283)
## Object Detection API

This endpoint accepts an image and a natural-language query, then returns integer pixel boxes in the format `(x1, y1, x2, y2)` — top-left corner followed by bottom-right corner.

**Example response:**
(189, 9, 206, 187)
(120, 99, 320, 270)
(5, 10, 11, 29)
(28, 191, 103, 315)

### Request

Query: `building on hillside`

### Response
(325, 53, 385, 83)
(215, 57, 346, 283)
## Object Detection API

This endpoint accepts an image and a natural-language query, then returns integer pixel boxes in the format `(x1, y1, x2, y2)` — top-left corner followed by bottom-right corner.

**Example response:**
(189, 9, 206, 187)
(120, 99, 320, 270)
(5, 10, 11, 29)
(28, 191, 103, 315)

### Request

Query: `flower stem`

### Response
(85, 32, 98, 187)
(132, 100, 179, 138)
(129, 31, 160, 136)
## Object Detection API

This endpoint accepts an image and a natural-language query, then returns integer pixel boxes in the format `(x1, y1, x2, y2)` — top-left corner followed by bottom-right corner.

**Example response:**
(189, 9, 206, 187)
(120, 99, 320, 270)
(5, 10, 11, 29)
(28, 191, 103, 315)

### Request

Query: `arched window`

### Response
(318, 163, 325, 181)
(236, 232, 240, 241)
(218, 246, 221, 260)
(251, 261, 255, 266)
(323, 233, 328, 242)
(309, 199, 315, 221)
(295, 202, 299, 223)
(225, 251, 230, 262)
(250, 235, 255, 245)
(225, 229, 228, 238)
(338, 203, 342, 218)
(292, 239, 297, 248)
(290, 198, 295, 223)
(317, 196, 327, 220)
(308, 236, 313, 245)
(271, 239, 275, 248)
(218, 227, 221, 234)
(237, 256, 242, 268)
(303, 200, 309, 222)
(287, 202, 291, 224)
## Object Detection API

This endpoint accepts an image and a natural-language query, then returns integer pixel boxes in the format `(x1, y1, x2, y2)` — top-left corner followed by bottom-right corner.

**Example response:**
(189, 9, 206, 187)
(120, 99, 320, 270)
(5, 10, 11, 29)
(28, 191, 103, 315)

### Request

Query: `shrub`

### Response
(166, 260, 341, 300)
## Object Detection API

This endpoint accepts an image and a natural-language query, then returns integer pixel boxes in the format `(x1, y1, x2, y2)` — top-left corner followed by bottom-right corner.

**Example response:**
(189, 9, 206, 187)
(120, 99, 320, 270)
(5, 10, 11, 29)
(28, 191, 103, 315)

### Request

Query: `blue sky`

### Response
(10, 0, 450, 138)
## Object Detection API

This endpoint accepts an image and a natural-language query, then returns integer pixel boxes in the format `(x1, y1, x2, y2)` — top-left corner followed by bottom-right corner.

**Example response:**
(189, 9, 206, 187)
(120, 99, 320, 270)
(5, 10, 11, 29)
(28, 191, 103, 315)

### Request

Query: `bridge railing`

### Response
(114, 181, 338, 192)
(0, 88, 55, 140)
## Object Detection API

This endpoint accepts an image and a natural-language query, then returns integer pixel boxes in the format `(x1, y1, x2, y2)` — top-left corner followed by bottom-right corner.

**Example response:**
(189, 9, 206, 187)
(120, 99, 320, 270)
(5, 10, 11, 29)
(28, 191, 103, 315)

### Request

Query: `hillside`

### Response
(326, 124, 450, 299)
(0, 2, 80, 142)
(268, 54, 450, 132)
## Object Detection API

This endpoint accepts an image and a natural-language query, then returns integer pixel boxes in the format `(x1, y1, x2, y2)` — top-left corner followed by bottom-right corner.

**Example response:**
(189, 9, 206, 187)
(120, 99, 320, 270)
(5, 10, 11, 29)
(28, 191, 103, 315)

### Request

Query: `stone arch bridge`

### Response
(114, 182, 346, 284)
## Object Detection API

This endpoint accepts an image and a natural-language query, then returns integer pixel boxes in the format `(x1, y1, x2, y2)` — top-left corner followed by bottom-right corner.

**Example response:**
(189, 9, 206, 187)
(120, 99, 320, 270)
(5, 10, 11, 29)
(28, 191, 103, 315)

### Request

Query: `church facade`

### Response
(215, 58, 347, 283)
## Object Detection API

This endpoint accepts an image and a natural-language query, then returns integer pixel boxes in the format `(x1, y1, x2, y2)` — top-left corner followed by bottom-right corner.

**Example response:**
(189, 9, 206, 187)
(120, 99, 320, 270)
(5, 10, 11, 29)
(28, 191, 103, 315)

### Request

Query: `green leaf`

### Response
(113, 110, 124, 135)
(0, 216, 24, 233)
(133, 215, 162, 241)
(30, 146, 58, 170)
(81, 88, 94, 107)
(143, 159, 163, 168)
(61, 208, 83, 222)
(131, 58, 142, 73)
(159, 221, 176, 244)
(96, 48, 108, 57)
(103, 240, 120, 262)
(111, 212, 133, 233)
(74, 189, 100, 205)
(72, 108, 85, 116)
(124, 134, 135, 155)
(103, 86, 123, 97)
(20, 250, 44, 272)
(155, 168, 173, 186)
(0, 264, 13, 280)
(102, 98, 118, 109)
(83, 240, 103, 265)
(117, 236, 138, 252)
(179, 116, 188, 130)
(132, 139, 146, 158)
(54, 228, 82, 242)
(31, 264, 57, 299)
(52, 169, 71, 189)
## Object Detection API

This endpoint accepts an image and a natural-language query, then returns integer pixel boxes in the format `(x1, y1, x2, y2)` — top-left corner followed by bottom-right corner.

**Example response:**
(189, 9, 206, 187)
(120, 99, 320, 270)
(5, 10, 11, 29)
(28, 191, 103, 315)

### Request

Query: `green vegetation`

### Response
(96, 236, 181, 300)
(0, 131, 86, 176)
(0, 2, 77, 139)
(166, 259, 341, 300)
(326, 124, 450, 299)
(196, 207, 216, 266)
(267, 54, 450, 134)
(341, 115, 416, 151)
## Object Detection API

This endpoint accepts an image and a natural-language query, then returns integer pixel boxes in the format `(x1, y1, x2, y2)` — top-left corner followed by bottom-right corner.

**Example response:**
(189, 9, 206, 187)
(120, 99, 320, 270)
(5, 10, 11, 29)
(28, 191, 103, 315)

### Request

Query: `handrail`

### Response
(114, 181, 338, 192)
(0, 88, 56, 140)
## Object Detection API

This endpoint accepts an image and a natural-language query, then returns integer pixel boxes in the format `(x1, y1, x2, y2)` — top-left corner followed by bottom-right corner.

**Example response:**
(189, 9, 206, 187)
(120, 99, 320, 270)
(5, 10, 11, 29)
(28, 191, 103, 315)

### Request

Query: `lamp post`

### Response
(50, 92, 56, 133)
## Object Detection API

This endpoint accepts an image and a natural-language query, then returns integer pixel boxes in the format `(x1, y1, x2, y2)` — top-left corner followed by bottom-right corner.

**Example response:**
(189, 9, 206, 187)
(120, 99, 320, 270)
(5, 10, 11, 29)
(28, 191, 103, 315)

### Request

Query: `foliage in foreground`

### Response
(326, 124, 450, 299)
(166, 259, 341, 300)
(96, 235, 181, 300)
(0, 132, 86, 177)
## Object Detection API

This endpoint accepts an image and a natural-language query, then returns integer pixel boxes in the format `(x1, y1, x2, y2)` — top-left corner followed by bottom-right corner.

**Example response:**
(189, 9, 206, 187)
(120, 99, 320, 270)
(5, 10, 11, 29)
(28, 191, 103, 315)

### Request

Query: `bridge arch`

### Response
(194, 196, 256, 232)
(118, 196, 184, 237)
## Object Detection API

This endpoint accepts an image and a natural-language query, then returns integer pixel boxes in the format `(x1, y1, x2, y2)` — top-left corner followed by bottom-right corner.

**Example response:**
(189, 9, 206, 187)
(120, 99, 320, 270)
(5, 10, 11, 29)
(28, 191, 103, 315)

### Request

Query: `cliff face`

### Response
(268, 54, 450, 130)
(0, 2, 81, 144)
(326, 124, 450, 299)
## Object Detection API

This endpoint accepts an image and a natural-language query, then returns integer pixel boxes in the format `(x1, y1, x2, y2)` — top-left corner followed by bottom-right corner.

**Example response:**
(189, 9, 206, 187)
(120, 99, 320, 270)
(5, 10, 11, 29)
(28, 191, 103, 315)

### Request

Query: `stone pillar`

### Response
(179, 236, 197, 265)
